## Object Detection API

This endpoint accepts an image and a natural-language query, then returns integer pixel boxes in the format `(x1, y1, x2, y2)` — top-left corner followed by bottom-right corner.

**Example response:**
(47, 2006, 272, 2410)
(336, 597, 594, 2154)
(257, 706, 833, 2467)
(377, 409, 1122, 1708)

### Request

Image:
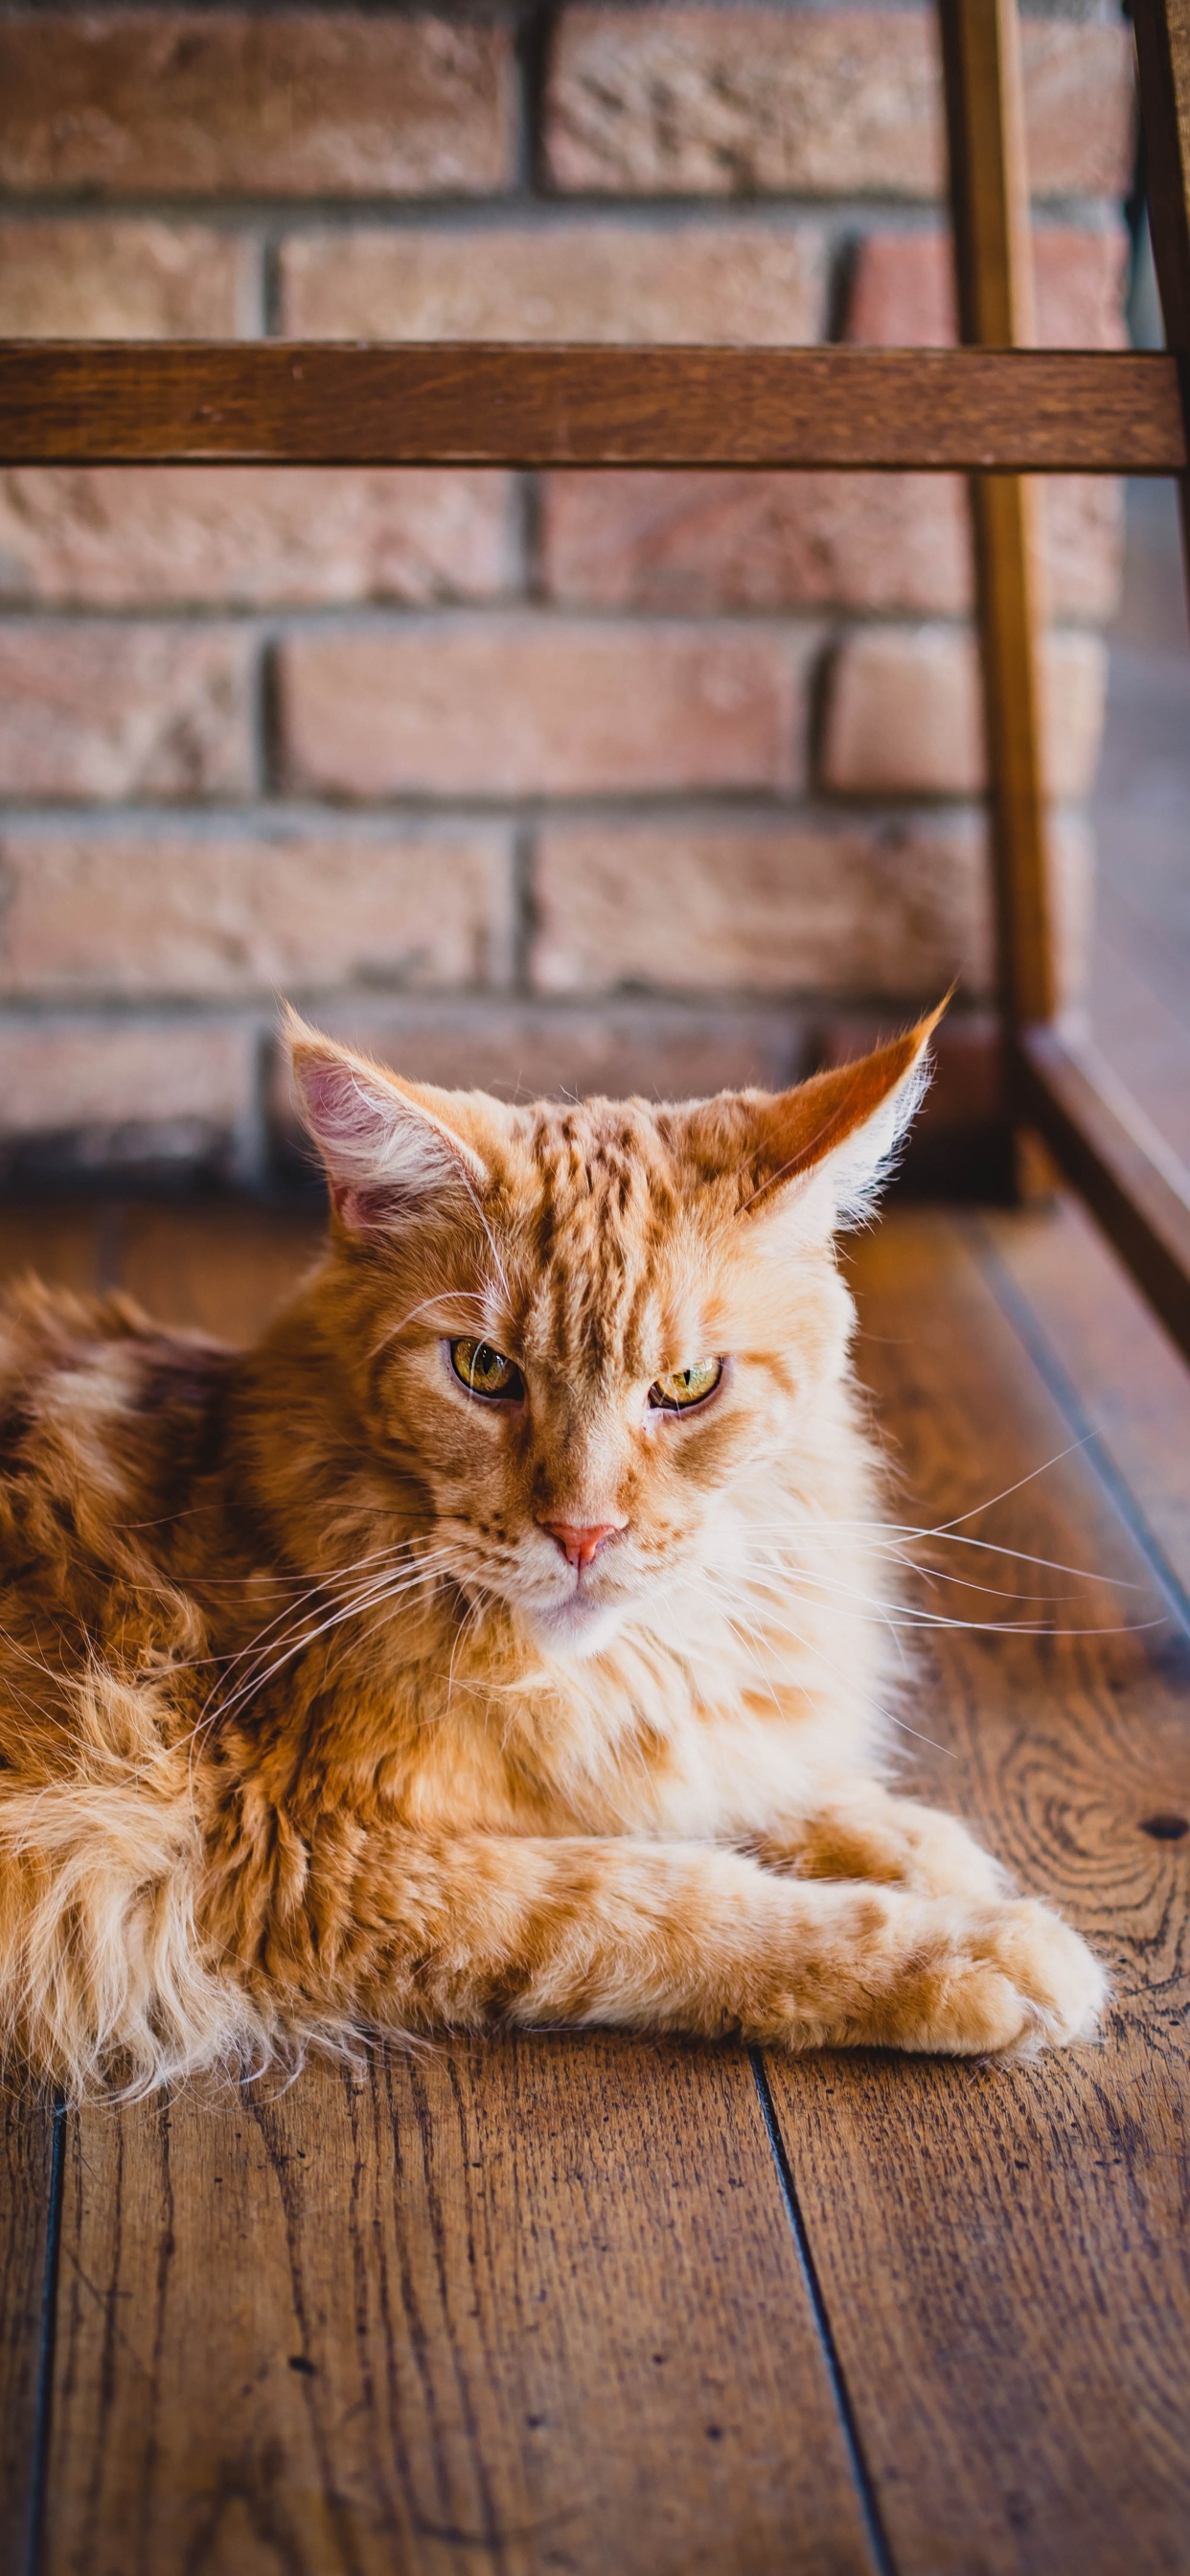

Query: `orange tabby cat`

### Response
(0, 1007, 1104, 2098)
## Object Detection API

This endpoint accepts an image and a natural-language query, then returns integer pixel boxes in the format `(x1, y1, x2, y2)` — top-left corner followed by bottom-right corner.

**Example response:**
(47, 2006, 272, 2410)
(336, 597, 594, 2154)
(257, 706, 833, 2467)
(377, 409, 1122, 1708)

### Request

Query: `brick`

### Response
(0, 1015, 252, 1146)
(268, 999, 806, 1154)
(821, 626, 1108, 801)
(545, 10, 1133, 201)
(846, 225, 1129, 351)
(539, 468, 1121, 623)
(547, 8, 942, 196)
(1043, 478, 1123, 625)
(279, 220, 826, 345)
(1021, 18, 1136, 200)
(0, 469, 518, 609)
(0, 820, 514, 1000)
(0, 11, 515, 197)
(530, 813, 994, 1000)
(0, 625, 256, 799)
(541, 471, 973, 615)
(0, 218, 255, 339)
(277, 619, 814, 799)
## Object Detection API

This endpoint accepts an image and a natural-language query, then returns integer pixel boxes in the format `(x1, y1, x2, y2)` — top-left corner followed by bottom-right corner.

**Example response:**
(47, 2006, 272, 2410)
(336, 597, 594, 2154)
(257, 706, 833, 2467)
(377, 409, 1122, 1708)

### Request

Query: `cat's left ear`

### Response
(285, 1013, 492, 1234)
(687, 1000, 946, 1242)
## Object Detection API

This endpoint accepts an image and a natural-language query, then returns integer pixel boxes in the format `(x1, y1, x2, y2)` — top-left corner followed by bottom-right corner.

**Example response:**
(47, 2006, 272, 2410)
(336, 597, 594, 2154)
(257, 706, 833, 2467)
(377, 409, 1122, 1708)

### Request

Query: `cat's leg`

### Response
(293, 1829, 1104, 2058)
(745, 1781, 1009, 1901)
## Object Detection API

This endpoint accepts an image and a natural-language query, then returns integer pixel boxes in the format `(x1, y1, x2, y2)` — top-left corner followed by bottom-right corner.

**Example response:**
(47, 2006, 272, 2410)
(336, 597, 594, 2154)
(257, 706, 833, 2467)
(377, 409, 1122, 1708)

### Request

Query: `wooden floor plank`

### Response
(0, 1208, 99, 2568)
(45, 2037, 874, 2576)
(0, 1204, 105, 1295)
(0, 1197, 323, 1338)
(118, 1204, 323, 1343)
(979, 1191, 1190, 1608)
(0, 2094, 57, 2573)
(766, 1209, 1190, 2576)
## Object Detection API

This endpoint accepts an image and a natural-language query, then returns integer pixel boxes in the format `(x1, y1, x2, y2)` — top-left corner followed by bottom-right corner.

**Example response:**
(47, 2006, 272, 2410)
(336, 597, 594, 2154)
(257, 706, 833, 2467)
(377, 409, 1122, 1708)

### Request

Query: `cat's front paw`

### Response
(758, 1789, 1007, 1901)
(900, 1896, 1108, 2058)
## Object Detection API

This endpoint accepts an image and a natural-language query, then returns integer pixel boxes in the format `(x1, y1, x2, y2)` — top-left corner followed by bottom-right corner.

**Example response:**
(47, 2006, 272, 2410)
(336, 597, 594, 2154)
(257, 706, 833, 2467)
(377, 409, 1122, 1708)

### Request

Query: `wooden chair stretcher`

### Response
(2, 0, 1189, 1364)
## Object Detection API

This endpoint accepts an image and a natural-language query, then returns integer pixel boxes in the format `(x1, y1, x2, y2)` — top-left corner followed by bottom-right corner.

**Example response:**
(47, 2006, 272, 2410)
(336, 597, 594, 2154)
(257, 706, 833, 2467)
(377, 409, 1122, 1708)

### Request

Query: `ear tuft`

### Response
(284, 1009, 489, 1233)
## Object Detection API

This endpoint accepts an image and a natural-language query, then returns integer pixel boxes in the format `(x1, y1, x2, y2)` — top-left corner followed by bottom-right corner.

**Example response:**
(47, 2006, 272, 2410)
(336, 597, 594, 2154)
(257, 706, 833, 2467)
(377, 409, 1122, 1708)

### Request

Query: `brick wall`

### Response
(0, 2, 1133, 1185)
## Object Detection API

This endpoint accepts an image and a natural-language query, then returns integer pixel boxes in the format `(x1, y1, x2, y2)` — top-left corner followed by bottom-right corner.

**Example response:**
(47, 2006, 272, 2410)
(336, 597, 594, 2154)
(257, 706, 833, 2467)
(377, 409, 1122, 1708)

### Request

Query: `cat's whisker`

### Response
(743, 1529, 1080, 1605)
(204, 1541, 460, 1691)
(740, 1500, 1141, 1590)
(464, 1187, 514, 1309)
(710, 1555, 917, 1700)
(905, 1528, 1144, 1588)
(183, 1553, 464, 1756)
(368, 1285, 496, 1364)
(868, 1556, 1071, 1605)
(158, 1543, 450, 1705)
(744, 1546, 1162, 1640)
(212, 1563, 457, 1709)
(916, 1441, 1095, 1535)
(445, 1592, 488, 1713)
(725, 1552, 1158, 1643)
(321, 1562, 475, 1698)
(14, 1551, 463, 1714)
(698, 1567, 957, 1758)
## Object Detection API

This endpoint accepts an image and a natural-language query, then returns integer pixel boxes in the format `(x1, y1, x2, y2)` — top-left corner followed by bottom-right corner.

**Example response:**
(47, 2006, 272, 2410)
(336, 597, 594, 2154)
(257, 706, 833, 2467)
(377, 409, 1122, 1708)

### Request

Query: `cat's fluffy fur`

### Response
(0, 1008, 1105, 2099)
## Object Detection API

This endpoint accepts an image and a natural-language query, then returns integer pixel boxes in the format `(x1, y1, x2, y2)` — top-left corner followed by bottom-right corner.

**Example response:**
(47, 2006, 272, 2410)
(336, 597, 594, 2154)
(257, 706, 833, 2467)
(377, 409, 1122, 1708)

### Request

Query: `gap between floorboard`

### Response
(750, 2052, 897, 2576)
(25, 2097, 65, 2576)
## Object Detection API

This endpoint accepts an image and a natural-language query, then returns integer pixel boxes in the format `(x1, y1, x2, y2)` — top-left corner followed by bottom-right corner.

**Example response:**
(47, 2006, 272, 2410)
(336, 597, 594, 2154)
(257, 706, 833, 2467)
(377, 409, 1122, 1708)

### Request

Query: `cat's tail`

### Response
(0, 1662, 267, 2101)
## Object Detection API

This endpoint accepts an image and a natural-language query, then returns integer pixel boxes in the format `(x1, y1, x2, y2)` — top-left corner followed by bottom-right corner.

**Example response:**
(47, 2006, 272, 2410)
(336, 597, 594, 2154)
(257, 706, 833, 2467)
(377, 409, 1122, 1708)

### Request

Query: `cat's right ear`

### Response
(286, 1014, 490, 1235)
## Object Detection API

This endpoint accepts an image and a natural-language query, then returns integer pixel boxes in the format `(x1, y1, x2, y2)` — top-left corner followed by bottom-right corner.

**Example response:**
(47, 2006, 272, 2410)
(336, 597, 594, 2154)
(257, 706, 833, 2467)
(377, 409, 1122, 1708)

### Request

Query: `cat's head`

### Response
(288, 1009, 941, 1660)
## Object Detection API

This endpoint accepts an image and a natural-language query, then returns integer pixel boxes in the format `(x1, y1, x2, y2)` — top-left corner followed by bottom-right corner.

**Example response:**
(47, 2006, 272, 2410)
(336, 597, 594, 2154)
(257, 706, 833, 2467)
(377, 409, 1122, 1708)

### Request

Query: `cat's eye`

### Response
(648, 1358, 722, 1413)
(449, 1338, 524, 1402)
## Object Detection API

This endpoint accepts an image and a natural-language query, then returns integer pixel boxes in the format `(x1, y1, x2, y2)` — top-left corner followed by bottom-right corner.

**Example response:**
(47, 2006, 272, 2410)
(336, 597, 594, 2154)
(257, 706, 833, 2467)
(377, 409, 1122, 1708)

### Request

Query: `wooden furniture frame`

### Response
(1, 0, 1188, 1359)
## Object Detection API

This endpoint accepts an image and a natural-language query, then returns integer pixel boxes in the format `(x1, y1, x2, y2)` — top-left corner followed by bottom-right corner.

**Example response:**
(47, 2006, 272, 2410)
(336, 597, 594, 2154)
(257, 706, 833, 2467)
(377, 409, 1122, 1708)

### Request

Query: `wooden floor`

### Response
(2, 1191, 1189, 2576)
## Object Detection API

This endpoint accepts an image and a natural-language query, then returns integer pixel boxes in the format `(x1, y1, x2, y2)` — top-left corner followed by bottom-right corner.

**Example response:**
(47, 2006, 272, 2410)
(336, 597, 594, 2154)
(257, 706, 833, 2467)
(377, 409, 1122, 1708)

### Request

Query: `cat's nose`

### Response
(539, 1520, 623, 1572)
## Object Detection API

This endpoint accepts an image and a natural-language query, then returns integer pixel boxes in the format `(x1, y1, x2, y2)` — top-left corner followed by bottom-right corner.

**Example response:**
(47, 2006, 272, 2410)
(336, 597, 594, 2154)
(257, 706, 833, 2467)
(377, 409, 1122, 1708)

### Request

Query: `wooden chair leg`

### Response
(937, 0, 1057, 1032)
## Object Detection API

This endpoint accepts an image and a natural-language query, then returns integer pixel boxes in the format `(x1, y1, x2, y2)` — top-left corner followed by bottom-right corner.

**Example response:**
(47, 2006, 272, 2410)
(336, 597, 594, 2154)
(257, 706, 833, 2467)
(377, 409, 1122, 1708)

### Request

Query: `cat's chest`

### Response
(362, 1593, 877, 1839)
(387, 1684, 832, 1842)
(608, 1699, 830, 1837)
